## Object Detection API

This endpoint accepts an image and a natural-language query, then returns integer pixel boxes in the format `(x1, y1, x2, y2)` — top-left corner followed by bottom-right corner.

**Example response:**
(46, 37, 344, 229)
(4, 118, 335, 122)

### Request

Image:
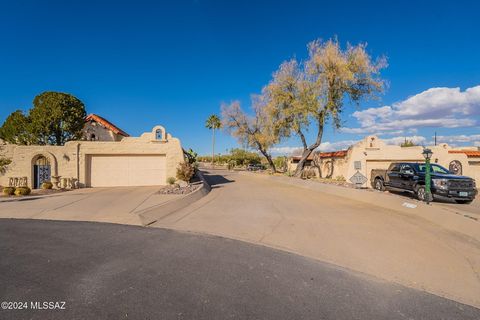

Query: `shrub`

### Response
(334, 175, 346, 182)
(2, 187, 15, 196)
(227, 160, 236, 170)
(14, 187, 31, 196)
(176, 162, 195, 183)
(41, 181, 53, 189)
(166, 177, 176, 185)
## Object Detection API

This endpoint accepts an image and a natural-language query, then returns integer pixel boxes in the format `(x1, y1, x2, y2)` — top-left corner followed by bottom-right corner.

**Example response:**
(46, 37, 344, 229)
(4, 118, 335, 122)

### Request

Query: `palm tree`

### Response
(205, 114, 222, 166)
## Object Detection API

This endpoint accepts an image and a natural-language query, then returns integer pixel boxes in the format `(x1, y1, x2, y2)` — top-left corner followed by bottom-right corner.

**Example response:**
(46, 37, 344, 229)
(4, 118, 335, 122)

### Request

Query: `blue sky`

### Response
(1, 0, 479, 155)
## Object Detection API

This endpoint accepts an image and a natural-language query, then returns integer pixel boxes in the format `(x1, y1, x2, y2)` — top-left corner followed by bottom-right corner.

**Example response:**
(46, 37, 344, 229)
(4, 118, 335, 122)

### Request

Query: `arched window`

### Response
(35, 155, 50, 166)
(155, 129, 163, 140)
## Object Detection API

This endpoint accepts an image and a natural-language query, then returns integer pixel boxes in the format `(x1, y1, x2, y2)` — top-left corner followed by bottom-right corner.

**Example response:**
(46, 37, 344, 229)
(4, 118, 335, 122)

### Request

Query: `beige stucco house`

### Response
(0, 114, 184, 189)
(288, 136, 480, 188)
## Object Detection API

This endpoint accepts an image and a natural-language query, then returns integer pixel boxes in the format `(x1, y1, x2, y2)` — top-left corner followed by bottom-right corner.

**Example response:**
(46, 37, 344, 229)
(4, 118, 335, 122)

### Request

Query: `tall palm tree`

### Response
(205, 114, 222, 165)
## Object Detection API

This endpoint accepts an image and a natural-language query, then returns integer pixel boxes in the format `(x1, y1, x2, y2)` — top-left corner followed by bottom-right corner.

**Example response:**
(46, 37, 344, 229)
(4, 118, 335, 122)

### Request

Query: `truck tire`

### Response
(455, 200, 473, 204)
(415, 186, 433, 202)
(374, 178, 385, 191)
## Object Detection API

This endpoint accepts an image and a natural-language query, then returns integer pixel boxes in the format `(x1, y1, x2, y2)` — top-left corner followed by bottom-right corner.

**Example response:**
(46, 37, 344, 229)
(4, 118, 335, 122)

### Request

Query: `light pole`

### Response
(422, 148, 433, 204)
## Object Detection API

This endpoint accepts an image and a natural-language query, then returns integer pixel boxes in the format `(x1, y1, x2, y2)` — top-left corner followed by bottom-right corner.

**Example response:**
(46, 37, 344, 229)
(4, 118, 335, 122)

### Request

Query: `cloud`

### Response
(382, 135, 427, 146)
(270, 139, 358, 155)
(342, 85, 480, 134)
(435, 134, 480, 145)
(270, 133, 480, 156)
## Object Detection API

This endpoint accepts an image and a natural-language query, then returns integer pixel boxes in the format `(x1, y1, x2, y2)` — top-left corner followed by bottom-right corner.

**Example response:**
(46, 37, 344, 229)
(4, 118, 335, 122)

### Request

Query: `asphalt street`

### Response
(0, 219, 479, 320)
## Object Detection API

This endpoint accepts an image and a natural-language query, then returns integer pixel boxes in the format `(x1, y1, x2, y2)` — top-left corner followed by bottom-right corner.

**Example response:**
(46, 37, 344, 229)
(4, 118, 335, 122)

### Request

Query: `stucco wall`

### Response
(0, 126, 184, 188)
(287, 136, 479, 188)
(332, 136, 477, 187)
(82, 122, 123, 141)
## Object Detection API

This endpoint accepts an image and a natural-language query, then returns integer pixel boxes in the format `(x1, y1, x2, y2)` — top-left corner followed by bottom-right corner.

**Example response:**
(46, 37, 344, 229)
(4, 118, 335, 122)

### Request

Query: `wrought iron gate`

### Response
(34, 165, 51, 189)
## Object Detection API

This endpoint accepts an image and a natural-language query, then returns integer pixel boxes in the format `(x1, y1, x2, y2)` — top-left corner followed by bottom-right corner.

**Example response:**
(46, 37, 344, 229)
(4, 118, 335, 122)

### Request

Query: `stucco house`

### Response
(0, 115, 184, 189)
(288, 136, 480, 188)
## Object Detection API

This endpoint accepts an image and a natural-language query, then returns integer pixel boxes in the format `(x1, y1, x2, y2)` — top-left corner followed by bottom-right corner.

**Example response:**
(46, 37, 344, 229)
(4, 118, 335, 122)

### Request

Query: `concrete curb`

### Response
(138, 171, 211, 226)
(0, 191, 73, 203)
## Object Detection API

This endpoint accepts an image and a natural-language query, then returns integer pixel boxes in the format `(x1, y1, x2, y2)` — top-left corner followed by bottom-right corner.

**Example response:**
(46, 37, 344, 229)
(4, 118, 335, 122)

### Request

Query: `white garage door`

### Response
(89, 155, 166, 187)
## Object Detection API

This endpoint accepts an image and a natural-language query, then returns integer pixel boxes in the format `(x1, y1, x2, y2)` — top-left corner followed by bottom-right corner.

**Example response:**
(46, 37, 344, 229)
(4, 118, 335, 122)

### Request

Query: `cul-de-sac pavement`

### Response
(1, 169, 479, 319)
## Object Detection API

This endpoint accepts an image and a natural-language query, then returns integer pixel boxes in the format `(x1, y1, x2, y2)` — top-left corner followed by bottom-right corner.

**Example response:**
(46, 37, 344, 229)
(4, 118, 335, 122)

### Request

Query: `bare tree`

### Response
(221, 98, 278, 172)
(267, 39, 386, 176)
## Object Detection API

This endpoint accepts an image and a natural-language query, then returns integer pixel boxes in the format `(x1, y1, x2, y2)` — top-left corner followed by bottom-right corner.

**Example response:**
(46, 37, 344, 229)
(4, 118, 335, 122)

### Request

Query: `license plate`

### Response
(459, 192, 468, 197)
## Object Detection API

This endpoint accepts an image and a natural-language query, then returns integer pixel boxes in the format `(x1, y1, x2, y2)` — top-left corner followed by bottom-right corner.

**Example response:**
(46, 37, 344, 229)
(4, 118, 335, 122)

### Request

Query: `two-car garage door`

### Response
(88, 155, 166, 187)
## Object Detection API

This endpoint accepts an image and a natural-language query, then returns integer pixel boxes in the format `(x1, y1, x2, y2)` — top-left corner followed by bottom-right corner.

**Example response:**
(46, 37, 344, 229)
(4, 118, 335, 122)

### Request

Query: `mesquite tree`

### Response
(221, 97, 278, 172)
(267, 39, 386, 176)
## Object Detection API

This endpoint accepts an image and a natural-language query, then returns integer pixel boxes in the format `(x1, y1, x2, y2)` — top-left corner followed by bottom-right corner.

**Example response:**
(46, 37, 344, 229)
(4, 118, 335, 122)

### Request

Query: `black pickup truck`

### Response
(371, 162, 477, 204)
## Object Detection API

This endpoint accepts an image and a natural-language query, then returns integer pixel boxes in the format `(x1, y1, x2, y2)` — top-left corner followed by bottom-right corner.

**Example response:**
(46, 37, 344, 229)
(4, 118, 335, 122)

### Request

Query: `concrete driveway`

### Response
(153, 170, 480, 309)
(0, 186, 179, 225)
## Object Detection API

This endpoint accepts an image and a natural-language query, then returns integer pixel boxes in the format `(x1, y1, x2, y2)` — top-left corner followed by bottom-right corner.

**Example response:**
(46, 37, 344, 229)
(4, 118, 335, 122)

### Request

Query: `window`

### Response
(415, 164, 449, 174)
(155, 129, 163, 140)
(390, 164, 400, 172)
(400, 164, 414, 175)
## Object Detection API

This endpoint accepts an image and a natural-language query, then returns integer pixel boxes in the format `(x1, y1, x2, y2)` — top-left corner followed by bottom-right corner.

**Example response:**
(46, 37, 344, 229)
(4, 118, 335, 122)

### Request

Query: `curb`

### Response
(138, 171, 211, 226)
(0, 191, 72, 203)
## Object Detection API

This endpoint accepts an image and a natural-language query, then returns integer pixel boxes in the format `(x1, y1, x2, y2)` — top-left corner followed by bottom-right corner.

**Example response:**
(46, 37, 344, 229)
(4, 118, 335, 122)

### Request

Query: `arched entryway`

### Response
(33, 155, 51, 189)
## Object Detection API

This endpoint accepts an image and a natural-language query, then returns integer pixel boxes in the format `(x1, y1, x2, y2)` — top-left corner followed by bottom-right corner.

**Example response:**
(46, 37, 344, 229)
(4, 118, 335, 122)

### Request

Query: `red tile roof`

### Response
(317, 150, 348, 158)
(85, 114, 130, 137)
(449, 150, 480, 157)
(291, 150, 348, 161)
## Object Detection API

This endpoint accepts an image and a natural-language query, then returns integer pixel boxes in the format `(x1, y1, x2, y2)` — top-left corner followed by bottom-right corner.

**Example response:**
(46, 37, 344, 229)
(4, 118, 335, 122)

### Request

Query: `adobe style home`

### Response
(288, 136, 480, 188)
(0, 114, 184, 189)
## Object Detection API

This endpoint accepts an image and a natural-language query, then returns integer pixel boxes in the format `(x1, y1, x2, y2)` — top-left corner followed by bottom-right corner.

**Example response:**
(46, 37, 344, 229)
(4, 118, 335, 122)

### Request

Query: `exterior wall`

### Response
(329, 136, 478, 188)
(0, 126, 184, 188)
(82, 121, 124, 141)
(287, 136, 480, 188)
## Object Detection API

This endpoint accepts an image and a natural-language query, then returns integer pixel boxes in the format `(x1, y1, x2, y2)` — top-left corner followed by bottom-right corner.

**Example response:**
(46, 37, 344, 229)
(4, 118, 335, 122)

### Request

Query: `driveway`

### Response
(0, 186, 179, 225)
(152, 170, 480, 308)
(1, 219, 479, 320)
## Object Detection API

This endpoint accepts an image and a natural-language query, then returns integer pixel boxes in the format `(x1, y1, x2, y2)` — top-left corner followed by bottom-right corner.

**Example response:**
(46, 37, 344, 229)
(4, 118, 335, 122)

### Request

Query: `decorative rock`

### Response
(178, 180, 188, 188)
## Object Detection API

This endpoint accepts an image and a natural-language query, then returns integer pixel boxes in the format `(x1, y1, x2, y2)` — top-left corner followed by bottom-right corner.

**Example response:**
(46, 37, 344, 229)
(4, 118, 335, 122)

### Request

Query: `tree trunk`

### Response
(211, 128, 215, 166)
(294, 116, 325, 177)
(257, 144, 276, 173)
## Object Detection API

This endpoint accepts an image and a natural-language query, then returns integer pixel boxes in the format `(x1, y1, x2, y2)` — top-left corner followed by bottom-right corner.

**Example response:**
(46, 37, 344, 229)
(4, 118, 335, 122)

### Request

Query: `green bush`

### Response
(176, 162, 195, 183)
(2, 187, 15, 196)
(334, 175, 346, 182)
(14, 187, 31, 196)
(166, 177, 176, 185)
(41, 181, 53, 189)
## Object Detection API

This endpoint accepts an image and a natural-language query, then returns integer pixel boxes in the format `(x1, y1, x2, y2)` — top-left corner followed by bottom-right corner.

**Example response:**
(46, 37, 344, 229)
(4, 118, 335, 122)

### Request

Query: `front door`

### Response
(34, 165, 51, 189)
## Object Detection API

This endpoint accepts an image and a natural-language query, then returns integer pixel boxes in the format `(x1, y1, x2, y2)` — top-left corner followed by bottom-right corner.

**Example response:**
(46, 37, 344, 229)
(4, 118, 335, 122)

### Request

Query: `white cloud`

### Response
(270, 146, 303, 155)
(435, 134, 480, 145)
(270, 139, 358, 155)
(270, 134, 480, 156)
(382, 135, 427, 146)
(342, 85, 480, 134)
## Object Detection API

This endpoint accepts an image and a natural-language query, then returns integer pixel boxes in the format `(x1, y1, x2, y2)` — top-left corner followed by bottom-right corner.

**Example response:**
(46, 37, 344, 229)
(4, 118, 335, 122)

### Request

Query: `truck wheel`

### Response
(374, 178, 385, 191)
(455, 200, 473, 204)
(415, 186, 433, 202)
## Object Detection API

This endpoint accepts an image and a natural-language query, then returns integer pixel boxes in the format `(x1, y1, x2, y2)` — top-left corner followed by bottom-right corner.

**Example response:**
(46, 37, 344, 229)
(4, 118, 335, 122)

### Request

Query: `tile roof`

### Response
(85, 114, 130, 137)
(448, 150, 480, 157)
(291, 150, 348, 161)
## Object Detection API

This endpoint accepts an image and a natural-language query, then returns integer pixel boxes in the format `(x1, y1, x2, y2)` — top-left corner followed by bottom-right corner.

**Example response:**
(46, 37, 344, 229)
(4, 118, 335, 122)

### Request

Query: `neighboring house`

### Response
(0, 117, 184, 189)
(83, 114, 130, 141)
(288, 136, 480, 188)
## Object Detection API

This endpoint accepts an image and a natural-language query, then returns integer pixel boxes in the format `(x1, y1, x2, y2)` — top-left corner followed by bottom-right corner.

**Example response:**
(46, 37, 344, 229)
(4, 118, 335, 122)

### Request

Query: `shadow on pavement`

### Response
(201, 171, 235, 188)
